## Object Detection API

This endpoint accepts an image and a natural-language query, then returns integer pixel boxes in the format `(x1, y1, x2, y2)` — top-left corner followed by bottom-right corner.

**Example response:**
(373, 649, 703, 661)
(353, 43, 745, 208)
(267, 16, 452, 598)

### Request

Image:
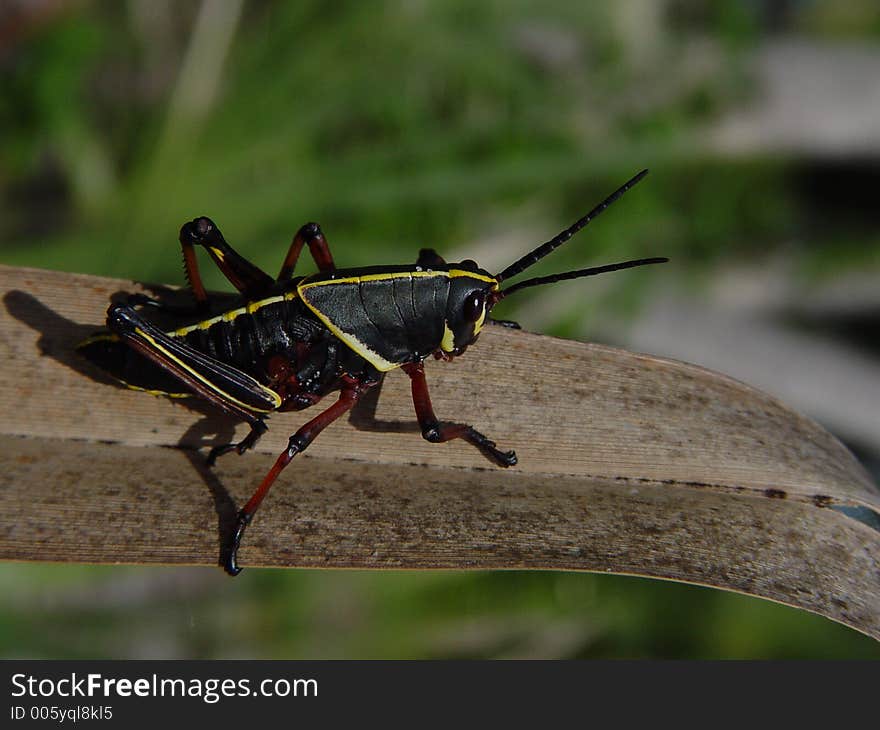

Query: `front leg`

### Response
(401, 362, 517, 467)
(487, 317, 521, 330)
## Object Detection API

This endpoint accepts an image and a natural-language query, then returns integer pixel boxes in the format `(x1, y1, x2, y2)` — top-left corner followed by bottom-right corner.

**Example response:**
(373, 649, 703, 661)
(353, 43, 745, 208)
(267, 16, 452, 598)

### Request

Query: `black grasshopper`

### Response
(78, 169, 666, 574)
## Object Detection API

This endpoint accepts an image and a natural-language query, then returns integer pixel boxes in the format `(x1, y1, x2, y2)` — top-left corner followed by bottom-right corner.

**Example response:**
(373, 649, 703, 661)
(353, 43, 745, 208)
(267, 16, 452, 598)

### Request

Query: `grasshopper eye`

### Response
(462, 290, 486, 323)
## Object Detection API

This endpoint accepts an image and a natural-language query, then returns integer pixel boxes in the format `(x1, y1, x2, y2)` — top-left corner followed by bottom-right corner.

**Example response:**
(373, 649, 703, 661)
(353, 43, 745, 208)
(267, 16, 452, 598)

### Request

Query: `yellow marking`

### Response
(300, 269, 498, 290)
(284, 291, 297, 300)
(170, 314, 225, 334)
(210, 248, 225, 261)
(440, 322, 456, 353)
(358, 270, 446, 283)
(297, 282, 398, 371)
(76, 333, 120, 348)
(134, 326, 281, 412)
(167, 294, 293, 337)
(121, 381, 191, 399)
(448, 269, 498, 285)
(223, 307, 246, 322)
(248, 295, 282, 313)
(340, 334, 397, 371)
(299, 270, 445, 290)
(306, 310, 397, 371)
(472, 306, 487, 336)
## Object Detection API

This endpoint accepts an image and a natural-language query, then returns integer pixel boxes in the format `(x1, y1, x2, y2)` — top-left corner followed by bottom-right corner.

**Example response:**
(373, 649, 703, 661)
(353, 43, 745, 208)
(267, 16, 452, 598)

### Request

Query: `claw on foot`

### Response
(223, 510, 252, 576)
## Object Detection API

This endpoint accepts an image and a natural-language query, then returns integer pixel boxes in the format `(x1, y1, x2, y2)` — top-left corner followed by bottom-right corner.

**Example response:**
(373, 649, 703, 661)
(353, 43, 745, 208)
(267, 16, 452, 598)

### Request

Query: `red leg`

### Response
(277, 222, 335, 281)
(180, 216, 275, 299)
(225, 375, 373, 575)
(128, 237, 210, 314)
(181, 238, 210, 310)
(401, 362, 517, 468)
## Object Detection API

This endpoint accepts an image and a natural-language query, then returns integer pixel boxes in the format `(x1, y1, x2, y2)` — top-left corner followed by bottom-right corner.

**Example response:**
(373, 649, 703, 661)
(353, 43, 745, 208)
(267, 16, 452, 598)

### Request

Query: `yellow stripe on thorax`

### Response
(298, 268, 497, 290)
(448, 269, 497, 284)
(299, 269, 446, 289)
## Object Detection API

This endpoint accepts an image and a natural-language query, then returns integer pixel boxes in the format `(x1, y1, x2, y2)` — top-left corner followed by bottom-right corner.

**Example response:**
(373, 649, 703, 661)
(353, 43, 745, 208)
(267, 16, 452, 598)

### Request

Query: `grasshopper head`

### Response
(438, 262, 499, 357)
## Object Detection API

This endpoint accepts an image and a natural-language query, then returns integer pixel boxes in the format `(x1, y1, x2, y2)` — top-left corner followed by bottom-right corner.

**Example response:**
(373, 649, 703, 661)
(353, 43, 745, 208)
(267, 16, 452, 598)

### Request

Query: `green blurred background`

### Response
(2, 0, 879, 658)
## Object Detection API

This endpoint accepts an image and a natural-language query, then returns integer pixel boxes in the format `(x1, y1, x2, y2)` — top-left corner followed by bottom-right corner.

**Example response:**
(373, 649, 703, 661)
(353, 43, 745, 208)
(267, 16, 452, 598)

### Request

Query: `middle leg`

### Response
(401, 362, 517, 467)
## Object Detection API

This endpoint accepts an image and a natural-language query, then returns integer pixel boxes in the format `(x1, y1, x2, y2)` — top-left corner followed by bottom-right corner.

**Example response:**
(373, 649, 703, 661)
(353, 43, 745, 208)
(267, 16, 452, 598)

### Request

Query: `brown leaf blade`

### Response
(1, 265, 878, 638)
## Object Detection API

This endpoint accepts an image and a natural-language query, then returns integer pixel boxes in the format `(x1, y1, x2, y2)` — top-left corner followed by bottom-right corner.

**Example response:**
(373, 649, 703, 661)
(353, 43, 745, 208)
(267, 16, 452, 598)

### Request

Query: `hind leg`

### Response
(179, 216, 276, 302)
(225, 375, 375, 575)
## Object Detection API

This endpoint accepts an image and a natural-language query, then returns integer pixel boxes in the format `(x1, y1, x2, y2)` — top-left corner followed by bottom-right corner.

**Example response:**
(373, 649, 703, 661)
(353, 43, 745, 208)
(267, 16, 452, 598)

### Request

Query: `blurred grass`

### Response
(2, 564, 877, 659)
(1, 0, 878, 658)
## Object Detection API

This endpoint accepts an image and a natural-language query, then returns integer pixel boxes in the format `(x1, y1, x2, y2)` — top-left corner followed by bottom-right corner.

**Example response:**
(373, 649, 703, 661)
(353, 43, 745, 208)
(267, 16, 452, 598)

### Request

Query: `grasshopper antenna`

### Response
(495, 169, 649, 283)
(494, 256, 668, 301)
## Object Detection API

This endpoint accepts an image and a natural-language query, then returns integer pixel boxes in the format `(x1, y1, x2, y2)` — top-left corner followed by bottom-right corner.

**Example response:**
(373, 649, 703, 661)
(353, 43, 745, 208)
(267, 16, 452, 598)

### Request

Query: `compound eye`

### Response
(462, 290, 486, 323)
